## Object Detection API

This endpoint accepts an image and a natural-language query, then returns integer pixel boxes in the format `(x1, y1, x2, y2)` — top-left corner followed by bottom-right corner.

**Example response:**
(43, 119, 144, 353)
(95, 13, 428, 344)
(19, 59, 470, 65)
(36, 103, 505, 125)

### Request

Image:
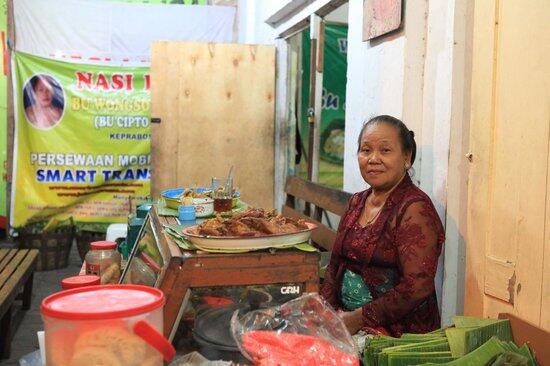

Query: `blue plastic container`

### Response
(178, 204, 196, 222)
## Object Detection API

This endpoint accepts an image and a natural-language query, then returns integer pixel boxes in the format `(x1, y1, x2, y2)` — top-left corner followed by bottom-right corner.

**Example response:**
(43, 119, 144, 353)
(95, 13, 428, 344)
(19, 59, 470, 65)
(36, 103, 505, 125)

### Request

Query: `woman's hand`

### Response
(338, 309, 363, 335)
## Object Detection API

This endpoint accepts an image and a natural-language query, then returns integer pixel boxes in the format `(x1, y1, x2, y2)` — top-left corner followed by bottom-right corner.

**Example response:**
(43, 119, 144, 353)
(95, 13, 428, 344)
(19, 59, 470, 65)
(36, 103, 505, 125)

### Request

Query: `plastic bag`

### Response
(169, 351, 232, 366)
(19, 349, 43, 366)
(231, 293, 359, 366)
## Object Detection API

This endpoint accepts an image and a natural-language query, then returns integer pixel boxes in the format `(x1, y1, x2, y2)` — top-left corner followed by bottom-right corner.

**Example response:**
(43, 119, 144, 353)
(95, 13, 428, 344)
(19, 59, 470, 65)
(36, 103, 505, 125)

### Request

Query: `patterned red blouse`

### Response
(320, 174, 445, 337)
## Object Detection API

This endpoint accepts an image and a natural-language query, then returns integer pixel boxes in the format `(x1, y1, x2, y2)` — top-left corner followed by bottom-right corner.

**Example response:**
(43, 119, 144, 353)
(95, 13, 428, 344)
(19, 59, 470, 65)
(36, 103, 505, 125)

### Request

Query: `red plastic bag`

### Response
(242, 331, 359, 366)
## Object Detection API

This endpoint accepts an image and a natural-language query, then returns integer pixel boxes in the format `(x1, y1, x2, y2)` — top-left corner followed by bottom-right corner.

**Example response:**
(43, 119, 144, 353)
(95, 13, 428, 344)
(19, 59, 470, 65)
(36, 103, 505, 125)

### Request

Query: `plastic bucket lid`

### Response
(61, 275, 100, 289)
(41, 284, 164, 320)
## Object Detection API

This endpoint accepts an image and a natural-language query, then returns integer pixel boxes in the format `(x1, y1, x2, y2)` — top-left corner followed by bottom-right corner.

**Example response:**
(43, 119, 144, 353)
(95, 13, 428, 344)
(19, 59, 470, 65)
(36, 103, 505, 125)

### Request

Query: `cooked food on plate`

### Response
(193, 208, 309, 237)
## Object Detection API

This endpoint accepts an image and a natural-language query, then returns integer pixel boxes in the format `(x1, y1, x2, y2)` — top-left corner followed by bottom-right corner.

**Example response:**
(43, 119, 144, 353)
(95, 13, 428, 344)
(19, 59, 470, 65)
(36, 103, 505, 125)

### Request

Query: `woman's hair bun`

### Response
(409, 130, 415, 138)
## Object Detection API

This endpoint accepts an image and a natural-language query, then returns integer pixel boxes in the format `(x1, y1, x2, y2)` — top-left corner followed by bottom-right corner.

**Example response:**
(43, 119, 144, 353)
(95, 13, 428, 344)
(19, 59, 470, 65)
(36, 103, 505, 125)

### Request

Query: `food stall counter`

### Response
(120, 205, 321, 341)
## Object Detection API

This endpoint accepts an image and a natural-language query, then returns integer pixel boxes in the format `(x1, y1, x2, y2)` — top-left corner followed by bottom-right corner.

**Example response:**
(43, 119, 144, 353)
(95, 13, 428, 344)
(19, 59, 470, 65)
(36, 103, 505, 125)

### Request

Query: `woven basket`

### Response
(75, 230, 106, 262)
(17, 225, 75, 271)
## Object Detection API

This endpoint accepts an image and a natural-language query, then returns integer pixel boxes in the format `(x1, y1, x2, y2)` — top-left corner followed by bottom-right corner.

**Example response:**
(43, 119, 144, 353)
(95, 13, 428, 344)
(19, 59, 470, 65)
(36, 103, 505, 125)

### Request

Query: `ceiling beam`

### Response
(267, 0, 348, 39)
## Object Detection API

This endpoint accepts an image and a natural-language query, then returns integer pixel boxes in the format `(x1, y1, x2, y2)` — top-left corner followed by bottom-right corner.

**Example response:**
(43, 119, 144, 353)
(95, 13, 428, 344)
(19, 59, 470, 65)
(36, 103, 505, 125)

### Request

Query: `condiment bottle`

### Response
(85, 241, 122, 284)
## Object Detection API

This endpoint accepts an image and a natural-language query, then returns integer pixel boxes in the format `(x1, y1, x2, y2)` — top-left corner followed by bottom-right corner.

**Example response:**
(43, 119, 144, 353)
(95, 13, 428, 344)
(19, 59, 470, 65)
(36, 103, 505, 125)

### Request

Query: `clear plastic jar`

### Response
(122, 257, 157, 287)
(85, 241, 122, 284)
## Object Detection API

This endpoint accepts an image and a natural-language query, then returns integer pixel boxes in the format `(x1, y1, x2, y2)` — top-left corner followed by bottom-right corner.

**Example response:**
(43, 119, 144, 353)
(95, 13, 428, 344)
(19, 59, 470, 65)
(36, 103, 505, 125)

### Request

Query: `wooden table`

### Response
(149, 205, 320, 340)
(0, 248, 38, 358)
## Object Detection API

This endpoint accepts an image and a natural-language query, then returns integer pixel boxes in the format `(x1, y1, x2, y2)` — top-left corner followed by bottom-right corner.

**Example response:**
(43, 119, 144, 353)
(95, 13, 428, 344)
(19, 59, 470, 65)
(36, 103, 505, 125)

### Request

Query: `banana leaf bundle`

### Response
(363, 316, 537, 366)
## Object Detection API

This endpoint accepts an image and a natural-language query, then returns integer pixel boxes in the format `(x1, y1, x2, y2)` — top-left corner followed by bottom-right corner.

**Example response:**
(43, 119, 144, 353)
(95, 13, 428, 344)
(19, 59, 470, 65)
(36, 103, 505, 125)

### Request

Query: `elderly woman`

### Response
(320, 115, 444, 337)
(25, 75, 63, 129)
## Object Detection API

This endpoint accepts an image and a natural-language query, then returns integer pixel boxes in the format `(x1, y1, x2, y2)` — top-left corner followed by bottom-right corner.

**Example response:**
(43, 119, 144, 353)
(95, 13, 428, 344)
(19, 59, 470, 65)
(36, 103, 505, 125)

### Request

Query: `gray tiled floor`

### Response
(0, 243, 82, 366)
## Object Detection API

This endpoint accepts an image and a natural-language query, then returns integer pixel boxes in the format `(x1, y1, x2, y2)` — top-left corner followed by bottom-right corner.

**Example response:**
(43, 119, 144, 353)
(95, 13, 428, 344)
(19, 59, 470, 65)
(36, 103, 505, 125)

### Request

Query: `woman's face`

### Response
(34, 78, 53, 108)
(357, 123, 411, 192)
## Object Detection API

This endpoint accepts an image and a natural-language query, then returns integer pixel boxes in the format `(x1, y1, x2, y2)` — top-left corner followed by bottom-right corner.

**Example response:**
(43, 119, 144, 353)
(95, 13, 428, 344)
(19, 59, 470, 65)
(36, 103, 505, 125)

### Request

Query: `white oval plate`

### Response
(182, 222, 317, 250)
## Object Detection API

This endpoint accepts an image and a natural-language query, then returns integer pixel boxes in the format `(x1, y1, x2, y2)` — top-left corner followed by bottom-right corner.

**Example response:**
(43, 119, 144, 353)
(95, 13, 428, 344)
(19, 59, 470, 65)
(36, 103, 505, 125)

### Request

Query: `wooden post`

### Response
(0, 305, 12, 358)
(306, 15, 324, 184)
(21, 272, 33, 310)
(5, 0, 14, 237)
(306, 38, 317, 183)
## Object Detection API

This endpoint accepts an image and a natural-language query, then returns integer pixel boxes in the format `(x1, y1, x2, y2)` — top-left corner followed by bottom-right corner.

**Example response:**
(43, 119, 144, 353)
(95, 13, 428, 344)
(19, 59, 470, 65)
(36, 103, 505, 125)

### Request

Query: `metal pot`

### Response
(193, 303, 249, 363)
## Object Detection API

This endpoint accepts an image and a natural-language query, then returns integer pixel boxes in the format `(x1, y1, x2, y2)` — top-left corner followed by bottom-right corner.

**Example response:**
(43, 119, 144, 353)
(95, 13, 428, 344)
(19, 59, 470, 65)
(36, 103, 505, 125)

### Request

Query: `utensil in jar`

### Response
(225, 166, 234, 195)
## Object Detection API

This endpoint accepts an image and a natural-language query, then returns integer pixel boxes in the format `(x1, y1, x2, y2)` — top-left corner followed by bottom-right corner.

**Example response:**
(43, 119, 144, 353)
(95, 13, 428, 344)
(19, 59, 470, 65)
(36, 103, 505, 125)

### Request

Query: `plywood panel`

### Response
(150, 42, 276, 209)
(151, 42, 180, 193)
(484, 256, 515, 304)
(542, 135, 550, 329)
(486, 0, 549, 325)
(464, 0, 497, 317)
(467, 0, 550, 329)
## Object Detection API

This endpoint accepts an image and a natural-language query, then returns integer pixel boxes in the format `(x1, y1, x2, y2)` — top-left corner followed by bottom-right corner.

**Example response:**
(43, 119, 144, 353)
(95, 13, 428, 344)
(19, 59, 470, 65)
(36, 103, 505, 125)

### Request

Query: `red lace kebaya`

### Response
(321, 174, 445, 337)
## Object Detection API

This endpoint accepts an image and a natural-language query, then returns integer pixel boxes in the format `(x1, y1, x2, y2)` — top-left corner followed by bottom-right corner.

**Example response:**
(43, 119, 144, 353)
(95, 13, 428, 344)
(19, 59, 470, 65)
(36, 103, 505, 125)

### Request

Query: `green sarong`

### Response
(341, 269, 399, 310)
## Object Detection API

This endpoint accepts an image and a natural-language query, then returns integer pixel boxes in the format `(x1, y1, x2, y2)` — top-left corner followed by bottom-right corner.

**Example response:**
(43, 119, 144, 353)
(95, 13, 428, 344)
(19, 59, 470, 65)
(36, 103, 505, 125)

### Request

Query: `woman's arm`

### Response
(320, 251, 342, 308)
(360, 199, 444, 328)
(320, 193, 361, 308)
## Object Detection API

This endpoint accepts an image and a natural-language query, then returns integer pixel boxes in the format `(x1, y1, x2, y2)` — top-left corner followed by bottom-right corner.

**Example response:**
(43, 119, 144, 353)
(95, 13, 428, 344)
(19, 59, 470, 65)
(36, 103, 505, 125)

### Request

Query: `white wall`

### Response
(344, 0, 411, 194)
(344, 0, 465, 325)
(325, 2, 348, 23)
(238, 0, 291, 44)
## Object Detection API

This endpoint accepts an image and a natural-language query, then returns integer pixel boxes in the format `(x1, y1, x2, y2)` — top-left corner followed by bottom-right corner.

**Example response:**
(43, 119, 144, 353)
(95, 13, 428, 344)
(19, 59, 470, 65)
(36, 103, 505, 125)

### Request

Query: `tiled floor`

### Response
(0, 243, 82, 366)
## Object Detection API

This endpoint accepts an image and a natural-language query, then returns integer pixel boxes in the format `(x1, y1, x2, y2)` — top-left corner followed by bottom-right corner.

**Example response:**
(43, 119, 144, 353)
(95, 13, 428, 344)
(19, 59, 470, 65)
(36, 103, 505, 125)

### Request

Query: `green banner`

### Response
(301, 24, 347, 187)
(12, 52, 150, 228)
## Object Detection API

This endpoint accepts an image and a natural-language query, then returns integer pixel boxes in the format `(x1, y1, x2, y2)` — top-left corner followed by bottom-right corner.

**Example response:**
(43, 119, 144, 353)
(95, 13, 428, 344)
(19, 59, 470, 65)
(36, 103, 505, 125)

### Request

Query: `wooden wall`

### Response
(466, 0, 550, 329)
(150, 42, 276, 209)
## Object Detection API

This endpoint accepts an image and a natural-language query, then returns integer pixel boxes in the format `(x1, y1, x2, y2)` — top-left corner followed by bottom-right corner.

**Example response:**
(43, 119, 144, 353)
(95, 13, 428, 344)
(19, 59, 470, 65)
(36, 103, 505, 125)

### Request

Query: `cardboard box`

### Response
(499, 313, 550, 365)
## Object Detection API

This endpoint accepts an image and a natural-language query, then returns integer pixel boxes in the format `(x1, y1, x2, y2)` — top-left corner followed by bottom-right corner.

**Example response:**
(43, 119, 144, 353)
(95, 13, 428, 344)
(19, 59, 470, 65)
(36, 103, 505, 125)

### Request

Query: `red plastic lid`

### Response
(90, 240, 117, 250)
(61, 275, 100, 289)
(41, 285, 165, 320)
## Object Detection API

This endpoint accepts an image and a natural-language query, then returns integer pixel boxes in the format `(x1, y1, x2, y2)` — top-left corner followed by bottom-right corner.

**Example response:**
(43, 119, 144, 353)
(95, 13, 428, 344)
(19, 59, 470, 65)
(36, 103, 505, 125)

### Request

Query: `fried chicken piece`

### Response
(232, 208, 266, 220)
(265, 209, 279, 219)
(269, 215, 309, 233)
(226, 220, 260, 237)
(239, 217, 283, 235)
(196, 217, 227, 236)
(282, 216, 309, 230)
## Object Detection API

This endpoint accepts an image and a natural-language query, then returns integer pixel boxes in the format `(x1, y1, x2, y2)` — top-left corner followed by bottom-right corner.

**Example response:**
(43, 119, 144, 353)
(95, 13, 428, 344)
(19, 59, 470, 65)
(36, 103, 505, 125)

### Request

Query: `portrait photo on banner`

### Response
(22, 73, 65, 130)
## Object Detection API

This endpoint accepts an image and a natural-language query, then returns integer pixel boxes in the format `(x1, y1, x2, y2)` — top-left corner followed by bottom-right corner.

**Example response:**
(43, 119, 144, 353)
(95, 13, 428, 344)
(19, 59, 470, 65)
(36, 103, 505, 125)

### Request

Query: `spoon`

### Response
(225, 165, 234, 195)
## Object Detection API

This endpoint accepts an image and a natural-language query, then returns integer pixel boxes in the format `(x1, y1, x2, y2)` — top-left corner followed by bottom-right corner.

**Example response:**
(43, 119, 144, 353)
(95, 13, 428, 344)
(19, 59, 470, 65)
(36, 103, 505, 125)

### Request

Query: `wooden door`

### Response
(465, 0, 550, 329)
(150, 42, 276, 209)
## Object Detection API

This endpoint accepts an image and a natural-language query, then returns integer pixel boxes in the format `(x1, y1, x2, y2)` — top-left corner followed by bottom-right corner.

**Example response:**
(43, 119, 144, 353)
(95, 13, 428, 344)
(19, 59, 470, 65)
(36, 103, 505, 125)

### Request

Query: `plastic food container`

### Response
(193, 197, 214, 217)
(41, 285, 175, 366)
(123, 256, 157, 286)
(179, 204, 196, 222)
(85, 241, 121, 284)
(61, 275, 100, 290)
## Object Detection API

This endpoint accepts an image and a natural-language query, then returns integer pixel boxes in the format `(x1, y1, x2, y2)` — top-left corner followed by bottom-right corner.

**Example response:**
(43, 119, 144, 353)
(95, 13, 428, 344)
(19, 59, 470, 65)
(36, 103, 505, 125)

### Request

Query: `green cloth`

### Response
(341, 269, 373, 310)
(340, 269, 399, 310)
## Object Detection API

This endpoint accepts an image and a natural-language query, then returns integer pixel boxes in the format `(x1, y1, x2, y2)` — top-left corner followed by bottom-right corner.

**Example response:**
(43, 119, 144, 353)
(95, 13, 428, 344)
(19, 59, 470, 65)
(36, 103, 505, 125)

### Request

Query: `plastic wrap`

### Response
(231, 294, 359, 366)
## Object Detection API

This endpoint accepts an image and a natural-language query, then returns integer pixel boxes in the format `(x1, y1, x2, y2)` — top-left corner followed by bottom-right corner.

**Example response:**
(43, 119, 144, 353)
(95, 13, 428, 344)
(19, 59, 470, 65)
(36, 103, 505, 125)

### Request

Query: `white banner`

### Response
(14, 0, 235, 65)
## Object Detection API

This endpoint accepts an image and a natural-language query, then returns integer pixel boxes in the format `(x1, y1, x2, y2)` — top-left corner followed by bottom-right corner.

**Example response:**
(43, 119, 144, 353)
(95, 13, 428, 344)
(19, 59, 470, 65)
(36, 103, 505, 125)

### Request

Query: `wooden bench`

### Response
(0, 248, 38, 358)
(282, 176, 352, 252)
